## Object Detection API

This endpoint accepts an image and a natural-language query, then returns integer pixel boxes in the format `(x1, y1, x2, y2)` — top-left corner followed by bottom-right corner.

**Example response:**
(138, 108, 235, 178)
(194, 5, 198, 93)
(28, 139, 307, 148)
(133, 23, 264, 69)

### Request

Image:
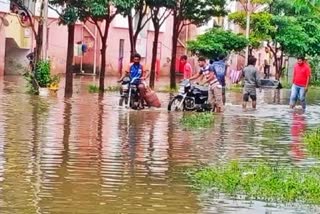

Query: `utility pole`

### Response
(42, 0, 49, 59)
(245, 0, 251, 65)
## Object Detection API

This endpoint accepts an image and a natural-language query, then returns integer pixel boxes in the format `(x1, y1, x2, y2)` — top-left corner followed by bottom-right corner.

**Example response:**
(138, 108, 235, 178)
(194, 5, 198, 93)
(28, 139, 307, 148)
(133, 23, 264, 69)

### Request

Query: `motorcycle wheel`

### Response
(168, 96, 184, 112)
(119, 97, 128, 106)
(129, 96, 139, 110)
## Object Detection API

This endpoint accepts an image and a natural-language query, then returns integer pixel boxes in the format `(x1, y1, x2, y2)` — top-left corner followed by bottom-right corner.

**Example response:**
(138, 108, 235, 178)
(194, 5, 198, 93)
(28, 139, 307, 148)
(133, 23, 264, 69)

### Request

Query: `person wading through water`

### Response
(118, 53, 149, 109)
(242, 56, 261, 111)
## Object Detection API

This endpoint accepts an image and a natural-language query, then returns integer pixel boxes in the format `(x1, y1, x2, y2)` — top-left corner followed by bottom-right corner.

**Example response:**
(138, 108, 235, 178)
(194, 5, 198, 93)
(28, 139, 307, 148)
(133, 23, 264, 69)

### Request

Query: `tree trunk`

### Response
(65, 24, 75, 97)
(99, 22, 110, 93)
(128, 15, 135, 61)
(100, 43, 107, 93)
(149, 27, 160, 89)
(170, 15, 179, 89)
(35, 23, 43, 65)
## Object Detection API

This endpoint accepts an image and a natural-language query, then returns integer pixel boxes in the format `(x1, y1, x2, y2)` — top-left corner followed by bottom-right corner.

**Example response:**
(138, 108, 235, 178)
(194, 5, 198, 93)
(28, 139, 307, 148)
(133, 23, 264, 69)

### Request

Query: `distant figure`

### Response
(289, 56, 311, 112)
(26, 49, 35, 71)
(264, 47, 272, 79)
(180, 55, 193, 79)
(242, 56, 261, 110)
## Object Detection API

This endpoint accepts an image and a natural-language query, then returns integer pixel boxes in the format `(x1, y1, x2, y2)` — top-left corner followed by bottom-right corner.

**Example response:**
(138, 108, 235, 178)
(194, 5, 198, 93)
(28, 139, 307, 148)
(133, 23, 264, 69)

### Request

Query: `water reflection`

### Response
(290, 113, 306, 162)
(0, 76, 319, 213)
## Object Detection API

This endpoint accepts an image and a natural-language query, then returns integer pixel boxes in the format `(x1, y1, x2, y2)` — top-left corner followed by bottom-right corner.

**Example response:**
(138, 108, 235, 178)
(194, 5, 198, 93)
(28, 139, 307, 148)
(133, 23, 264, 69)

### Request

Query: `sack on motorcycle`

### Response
(144, 88, 161, 108)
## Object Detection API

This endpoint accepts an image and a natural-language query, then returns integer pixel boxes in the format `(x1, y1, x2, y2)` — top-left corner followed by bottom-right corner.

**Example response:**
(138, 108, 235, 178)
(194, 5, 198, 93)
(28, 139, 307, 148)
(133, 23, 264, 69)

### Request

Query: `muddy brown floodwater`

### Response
(0, 75, 319, 214)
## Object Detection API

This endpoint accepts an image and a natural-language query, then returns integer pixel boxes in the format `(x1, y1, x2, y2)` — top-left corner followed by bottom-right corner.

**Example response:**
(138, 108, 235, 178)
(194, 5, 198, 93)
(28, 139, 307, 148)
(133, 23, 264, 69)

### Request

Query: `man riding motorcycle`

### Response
(118, 53, 148, 108)
(188, 57, 223, 113)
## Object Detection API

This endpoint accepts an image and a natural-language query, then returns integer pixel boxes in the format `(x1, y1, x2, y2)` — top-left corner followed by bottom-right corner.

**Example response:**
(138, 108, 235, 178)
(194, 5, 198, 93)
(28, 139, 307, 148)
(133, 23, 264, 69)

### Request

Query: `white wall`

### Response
(0, 0, 10, 13)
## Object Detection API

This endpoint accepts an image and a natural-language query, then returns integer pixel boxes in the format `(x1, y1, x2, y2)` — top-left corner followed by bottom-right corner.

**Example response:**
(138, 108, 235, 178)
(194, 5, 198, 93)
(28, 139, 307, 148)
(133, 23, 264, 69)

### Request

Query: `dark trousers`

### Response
(264, 65, 270, 79)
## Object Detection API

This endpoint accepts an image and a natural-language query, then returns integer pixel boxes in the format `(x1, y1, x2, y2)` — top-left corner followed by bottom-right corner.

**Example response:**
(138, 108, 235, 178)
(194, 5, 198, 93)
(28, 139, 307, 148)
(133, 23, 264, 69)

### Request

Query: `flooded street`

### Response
(0, 76, 319, 214)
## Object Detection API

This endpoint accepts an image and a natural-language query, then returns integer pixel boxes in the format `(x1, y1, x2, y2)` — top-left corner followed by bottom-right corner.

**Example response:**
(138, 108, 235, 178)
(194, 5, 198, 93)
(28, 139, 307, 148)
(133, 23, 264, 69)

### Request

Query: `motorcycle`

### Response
(168, 80, 213, 112)
(119, 77, 142, 110)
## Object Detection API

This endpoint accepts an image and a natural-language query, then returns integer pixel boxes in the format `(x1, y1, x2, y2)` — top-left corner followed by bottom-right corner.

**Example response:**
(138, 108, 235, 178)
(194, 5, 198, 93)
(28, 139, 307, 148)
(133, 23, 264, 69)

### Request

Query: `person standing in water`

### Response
(242, 56, 261, 110)
(289, 56, 311, 112)
(264, 47, 272, 79)
(180, 55, 193, 79)
(211, 54, 227, 104)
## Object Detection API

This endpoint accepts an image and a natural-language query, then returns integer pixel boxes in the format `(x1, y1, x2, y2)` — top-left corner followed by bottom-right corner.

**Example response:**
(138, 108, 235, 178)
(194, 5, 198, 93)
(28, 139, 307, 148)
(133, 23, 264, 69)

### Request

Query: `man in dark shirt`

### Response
(211, 55, 227, 104)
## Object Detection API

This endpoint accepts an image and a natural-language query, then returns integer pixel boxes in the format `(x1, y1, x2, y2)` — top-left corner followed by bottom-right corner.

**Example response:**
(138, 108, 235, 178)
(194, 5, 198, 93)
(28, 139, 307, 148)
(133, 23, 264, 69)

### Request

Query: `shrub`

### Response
(35, 60, 51, 87)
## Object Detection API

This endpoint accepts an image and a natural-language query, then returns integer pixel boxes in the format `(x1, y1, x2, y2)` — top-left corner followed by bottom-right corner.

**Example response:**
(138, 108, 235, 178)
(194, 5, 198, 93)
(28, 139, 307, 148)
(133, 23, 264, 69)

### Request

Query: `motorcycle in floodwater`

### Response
(119, 77, 142, 110)
(168, 80, 213, 112)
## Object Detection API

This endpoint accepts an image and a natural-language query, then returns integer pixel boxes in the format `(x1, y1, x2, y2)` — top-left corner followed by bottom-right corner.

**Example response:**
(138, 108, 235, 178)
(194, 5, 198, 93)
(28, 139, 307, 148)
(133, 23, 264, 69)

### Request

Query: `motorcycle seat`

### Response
(193, 85, 208, 92)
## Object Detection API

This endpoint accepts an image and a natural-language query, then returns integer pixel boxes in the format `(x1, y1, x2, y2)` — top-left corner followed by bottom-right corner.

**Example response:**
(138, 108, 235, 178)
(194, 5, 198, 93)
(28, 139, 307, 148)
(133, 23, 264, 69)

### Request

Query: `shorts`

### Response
(209, 85, 223, 109)
(243, 87, 257, 102)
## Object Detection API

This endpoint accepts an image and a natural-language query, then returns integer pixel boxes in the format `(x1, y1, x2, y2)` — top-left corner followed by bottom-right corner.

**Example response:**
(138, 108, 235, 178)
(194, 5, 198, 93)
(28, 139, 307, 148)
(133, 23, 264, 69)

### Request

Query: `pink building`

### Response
(0, 1, 179, 77)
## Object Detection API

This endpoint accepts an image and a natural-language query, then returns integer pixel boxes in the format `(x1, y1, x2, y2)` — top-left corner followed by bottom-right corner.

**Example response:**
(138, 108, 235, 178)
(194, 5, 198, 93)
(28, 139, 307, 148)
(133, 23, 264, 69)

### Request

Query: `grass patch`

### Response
(158, 85, 178, 93)
(228, 84, 242, 92)
(88, 84, 120, 93)
(105, 85, 121, 92)
(88, 84, 100, 93)
(188, 161, 320, 204)
(304, 128, 320, 158)
(180, 113, 214, 128)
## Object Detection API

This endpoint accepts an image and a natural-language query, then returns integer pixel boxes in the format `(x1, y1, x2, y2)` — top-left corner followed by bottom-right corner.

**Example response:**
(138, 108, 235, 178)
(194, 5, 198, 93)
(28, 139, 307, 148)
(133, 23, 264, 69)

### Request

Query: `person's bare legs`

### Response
(252, 101, 257, 109)
(242, 102, 247, 111)
(213, 87, 223, 113)
(243, 92, 249, 111)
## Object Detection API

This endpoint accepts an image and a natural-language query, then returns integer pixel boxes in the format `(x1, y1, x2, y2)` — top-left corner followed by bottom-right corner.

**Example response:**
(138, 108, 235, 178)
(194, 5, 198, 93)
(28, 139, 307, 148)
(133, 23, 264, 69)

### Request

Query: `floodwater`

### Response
(0, 75, 319, 214)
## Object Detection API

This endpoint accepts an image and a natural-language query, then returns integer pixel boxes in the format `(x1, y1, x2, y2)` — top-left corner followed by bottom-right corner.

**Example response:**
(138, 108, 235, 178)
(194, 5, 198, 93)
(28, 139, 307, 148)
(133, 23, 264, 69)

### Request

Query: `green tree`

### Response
(49, 1, 83, 96)
(229, 0, 320, 79)
(146, 0, 174, 89)
(81, 0, 125, 92)
(118, 0, 151, 58)
(169, 0, 227, 89)
(228, 11, 275, 49)
(187, 28, 249, 59)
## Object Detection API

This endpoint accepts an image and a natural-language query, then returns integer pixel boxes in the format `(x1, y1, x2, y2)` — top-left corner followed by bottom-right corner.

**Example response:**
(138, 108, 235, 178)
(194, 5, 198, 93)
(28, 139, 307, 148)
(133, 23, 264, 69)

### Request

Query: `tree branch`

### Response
(48, 5, 66, 22)
(13, 1, 38, 37)
(86, 18, 96, 25)
(178, 21, 186, 35)
(94, 19, 103, 40)
(160, 9, 171, 26)
(138, 16, 152, 32)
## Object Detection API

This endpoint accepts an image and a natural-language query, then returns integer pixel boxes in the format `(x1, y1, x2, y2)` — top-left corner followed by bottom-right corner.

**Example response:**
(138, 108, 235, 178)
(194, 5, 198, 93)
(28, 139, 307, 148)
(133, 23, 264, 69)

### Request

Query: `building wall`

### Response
(47, 19, 68, 74)
(0, 12, 6, 76)
(0, 8, 175, 76)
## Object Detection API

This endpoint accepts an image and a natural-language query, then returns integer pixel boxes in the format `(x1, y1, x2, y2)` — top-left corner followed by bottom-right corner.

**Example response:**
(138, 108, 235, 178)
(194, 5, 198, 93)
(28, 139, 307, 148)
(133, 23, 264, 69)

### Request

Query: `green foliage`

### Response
(227, 84, 242, 92)
(35, 60, 51, 88)
(23, 72, 39, 94)
(105, 85, 121, 92)
(88, 84, 99, 93)
(189, 160, 320, 204)
(179, 0, 226, 27)
(230, 0, 320, 57)
(88, 84, 119, 93)
(158, 85, 178, 93)
(304, 128, 320, 158)
(187, 28, 249, 59)
(180, 113, 214, 128)
(50, 74, 61, 86)
(49, 0, 85, 25)
(307, 55, 320, 84)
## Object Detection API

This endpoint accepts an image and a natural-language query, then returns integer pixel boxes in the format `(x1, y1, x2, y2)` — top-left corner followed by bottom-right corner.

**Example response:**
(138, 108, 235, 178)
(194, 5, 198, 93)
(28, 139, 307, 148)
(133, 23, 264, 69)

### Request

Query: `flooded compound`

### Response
(0, 75, 320, 214)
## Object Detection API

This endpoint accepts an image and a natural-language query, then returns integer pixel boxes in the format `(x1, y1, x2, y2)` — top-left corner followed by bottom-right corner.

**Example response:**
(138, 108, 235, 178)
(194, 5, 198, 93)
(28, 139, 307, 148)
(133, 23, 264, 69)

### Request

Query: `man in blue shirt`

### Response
(211, 55, 227, 104)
